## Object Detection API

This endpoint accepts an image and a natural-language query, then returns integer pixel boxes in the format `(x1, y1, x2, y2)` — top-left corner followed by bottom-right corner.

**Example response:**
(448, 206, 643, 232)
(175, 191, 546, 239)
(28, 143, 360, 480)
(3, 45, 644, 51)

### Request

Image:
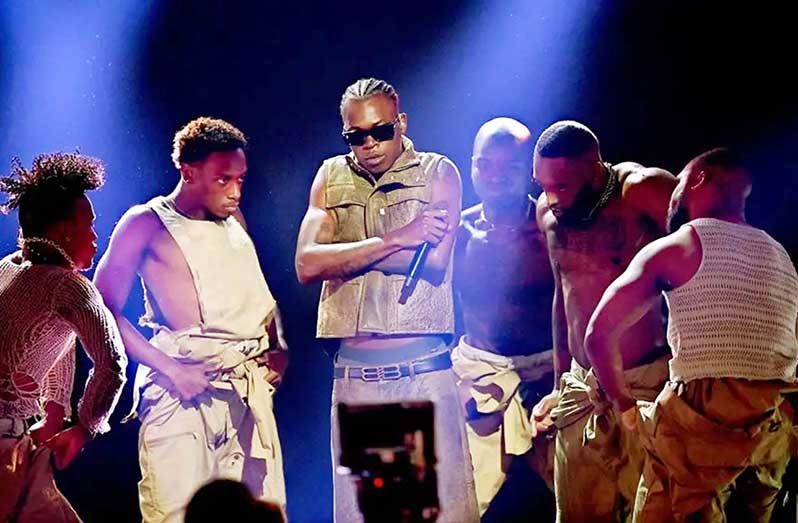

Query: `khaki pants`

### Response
(633, 379, 794, 523)
(451, 338, 554, 515)
(0, 433, 81, 523)
(552, 357, 669, 523)
(137, 383, 285, 523)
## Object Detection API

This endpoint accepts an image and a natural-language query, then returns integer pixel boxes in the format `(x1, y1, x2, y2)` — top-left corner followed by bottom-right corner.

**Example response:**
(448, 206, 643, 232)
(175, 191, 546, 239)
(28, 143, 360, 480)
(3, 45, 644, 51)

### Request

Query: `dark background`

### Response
(1, 1, 796, 521)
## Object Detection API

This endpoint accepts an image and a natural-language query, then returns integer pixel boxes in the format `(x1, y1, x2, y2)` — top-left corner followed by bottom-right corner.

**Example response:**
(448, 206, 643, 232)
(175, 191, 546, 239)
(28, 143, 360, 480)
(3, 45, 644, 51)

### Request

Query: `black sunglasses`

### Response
(342, 116, 399, 147)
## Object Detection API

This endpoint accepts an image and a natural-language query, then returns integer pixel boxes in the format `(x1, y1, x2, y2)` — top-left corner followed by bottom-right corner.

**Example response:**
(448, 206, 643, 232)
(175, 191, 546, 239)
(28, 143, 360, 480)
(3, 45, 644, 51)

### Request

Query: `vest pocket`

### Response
(326, 184, 367, 242)
(383, 186, 430, 232)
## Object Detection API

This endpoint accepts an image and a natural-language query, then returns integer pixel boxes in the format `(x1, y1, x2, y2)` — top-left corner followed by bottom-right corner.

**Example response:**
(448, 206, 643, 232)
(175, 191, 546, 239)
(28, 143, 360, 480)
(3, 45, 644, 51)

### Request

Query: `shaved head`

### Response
(473, 117, 533, 156)
(668, 148, 752, 232)
(534, 120, 600, 162)
(471, 118, 534, 205)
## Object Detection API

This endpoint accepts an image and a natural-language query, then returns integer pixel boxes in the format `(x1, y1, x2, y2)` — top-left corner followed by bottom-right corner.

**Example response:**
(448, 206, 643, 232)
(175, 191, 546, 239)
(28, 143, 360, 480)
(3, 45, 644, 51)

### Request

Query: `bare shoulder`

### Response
(116, 204, 162, 234)
(434, 156, 461, 180)
(615, 162, 676, 225)
(429, 156, 462, 208)
(617, 163, 676, 198)
(634, 225, 701, 284)
(535, 192, 554, 231)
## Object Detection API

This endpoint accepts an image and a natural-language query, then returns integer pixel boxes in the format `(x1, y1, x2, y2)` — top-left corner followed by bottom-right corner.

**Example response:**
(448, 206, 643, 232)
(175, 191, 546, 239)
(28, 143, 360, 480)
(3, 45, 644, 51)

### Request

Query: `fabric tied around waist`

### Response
(451, 337, 554, 456)
(550, 356, 669, 474)
(131, 326, 279, 460)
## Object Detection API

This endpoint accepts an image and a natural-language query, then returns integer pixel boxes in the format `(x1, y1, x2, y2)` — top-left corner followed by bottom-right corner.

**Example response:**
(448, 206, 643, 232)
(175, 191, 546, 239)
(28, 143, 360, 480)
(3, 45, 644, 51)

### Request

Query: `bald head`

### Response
(471, 118, 534, 205)
(473, 117, 533, 155)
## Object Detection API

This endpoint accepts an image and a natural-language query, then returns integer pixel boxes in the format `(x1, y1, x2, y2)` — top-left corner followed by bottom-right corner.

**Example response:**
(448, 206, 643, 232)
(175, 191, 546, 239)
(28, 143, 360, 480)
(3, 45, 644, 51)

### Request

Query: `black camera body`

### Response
(338, 401, 439, 523)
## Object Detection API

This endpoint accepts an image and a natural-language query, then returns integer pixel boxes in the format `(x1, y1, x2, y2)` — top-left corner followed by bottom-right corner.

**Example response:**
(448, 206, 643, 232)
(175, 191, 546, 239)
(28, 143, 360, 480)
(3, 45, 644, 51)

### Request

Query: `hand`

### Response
(166, 360, 213, 402)
(620, 405, 639, 433)
(389, 208, 450, 249)
(30, 421, 61, 446)
(531, 390, 560, 433)
(29, 402, 66, 446)
(43, 425, 92, 470)
(255, 350, 289, 387)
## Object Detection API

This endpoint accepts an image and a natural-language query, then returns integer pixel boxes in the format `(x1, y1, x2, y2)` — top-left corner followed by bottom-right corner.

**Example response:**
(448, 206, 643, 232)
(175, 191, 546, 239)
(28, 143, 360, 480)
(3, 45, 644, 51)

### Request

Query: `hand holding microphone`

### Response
(395, 201, 450, 303)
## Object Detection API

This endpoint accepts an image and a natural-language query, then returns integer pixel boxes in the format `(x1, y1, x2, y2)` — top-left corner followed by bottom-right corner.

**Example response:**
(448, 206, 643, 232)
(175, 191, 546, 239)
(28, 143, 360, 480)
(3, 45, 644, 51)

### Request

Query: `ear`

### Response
(397, 112, 408, 135)
(180, 163, 195, 184)
(689, 169, 708, 190)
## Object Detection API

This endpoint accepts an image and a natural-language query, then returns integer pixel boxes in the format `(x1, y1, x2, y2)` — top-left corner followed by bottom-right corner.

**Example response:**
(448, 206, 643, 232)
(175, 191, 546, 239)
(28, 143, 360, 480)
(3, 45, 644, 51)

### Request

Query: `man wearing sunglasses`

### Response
(296, 77, 479, 522)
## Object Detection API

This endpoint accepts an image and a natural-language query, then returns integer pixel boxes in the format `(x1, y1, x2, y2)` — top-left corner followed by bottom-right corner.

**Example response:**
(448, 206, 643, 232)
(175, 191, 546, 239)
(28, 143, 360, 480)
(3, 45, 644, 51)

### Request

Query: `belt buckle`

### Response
(361, 364, 402, 382)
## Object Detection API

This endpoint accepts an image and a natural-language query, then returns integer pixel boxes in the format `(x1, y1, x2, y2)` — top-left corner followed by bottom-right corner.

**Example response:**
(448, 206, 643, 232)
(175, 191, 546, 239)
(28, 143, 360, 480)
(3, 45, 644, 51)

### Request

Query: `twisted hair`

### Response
(1, 152, 105, 237)
(340, 77, 399, 115)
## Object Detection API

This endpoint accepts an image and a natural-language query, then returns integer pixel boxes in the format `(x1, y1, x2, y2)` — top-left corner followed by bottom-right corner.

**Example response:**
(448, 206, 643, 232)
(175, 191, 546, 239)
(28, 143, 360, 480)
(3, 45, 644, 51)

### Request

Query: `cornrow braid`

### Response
(340, 77, 400, 115)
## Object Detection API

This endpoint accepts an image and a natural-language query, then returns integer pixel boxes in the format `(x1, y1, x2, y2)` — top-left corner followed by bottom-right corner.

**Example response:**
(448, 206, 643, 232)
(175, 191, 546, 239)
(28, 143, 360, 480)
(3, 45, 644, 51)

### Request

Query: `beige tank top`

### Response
(665, 218, 798, 382)
(142, 196, 276, 341)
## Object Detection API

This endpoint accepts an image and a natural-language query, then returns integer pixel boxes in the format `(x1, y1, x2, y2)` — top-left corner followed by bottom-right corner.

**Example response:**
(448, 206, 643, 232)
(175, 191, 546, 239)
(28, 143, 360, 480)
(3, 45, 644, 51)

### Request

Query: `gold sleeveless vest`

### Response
(316, 137, 455, 338)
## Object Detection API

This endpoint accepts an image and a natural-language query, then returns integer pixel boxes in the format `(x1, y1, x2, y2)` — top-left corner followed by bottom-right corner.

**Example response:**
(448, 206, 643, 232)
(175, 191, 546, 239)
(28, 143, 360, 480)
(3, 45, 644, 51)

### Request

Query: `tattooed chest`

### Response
(549, 216, 636, 272)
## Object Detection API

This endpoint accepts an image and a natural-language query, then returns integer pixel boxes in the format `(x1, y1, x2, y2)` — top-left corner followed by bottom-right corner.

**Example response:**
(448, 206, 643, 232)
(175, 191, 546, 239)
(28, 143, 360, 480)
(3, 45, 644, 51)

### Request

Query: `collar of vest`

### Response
(345, 136, 425, 188)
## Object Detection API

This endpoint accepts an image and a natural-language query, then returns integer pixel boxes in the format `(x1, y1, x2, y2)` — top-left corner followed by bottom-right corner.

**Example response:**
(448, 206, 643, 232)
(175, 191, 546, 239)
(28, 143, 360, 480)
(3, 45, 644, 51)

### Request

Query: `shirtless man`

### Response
(530, 120, 676, 521)
(451, 117, 555, 516)
(586, 148, 798, 522)
(295, 77, 479, 522)
(94, 117, 287, 522)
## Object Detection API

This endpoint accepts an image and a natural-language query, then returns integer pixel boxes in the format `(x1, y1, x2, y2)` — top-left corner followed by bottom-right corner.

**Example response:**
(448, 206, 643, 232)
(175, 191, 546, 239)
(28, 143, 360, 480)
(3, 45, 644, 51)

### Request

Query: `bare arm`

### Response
(537, 195, 570, 391)
(585, 227, 699, 410)
(258, 306, 289, 386)
(452, 221, 470, 340)
(295, 162, 453, 284)
(551, 261, 571, 390)
(93, 207, 183, 381)
(531, 196, 570, 429)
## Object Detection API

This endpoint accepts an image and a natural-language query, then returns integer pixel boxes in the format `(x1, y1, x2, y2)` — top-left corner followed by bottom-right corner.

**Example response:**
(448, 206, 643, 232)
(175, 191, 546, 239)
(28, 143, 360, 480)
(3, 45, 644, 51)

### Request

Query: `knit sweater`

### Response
(0, 252, 127, 434)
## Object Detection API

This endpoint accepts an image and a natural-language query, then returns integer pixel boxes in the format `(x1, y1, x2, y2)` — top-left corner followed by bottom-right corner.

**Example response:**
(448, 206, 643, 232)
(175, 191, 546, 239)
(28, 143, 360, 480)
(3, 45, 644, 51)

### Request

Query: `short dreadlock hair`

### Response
(0, 152, 105, 238)
(339, 78, 400, 116)
(171, 117, 247, 169)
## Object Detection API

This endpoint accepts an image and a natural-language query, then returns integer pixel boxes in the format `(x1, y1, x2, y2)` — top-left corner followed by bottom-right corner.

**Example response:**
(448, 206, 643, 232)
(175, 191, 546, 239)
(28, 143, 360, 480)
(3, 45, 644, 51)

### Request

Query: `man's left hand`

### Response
(620, 405, 638, 433)
(43, 425, 92, 470)
(256, 350, 289, 386)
